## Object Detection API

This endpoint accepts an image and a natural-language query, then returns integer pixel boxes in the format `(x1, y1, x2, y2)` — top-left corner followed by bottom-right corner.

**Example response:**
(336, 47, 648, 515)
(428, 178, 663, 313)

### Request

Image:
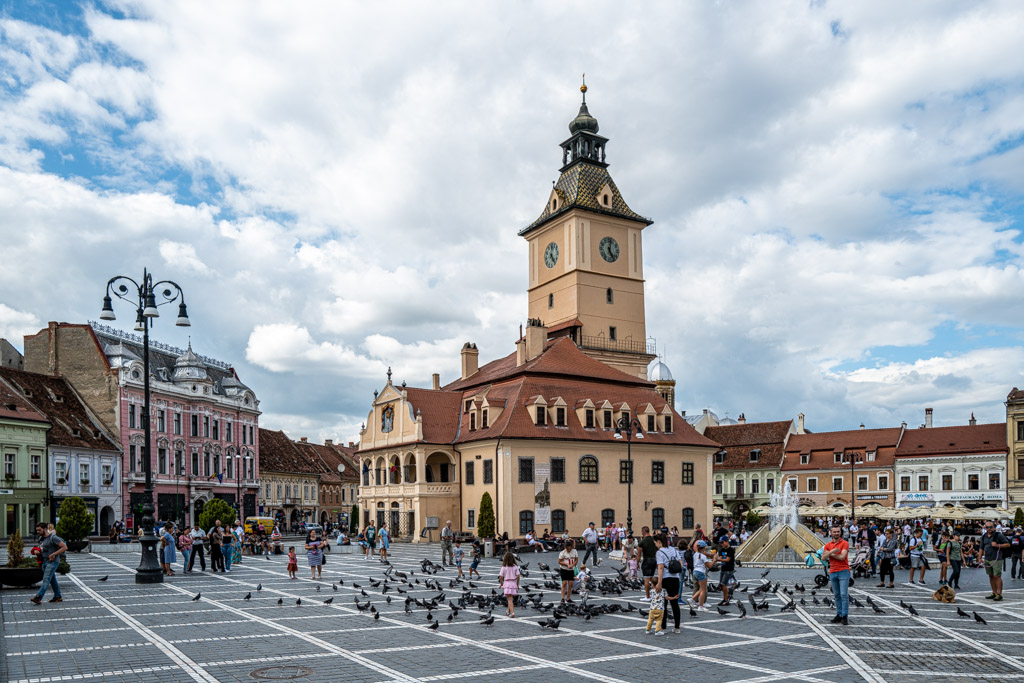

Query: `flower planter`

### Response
(66, 540, 90, 553)
(80, 481, 90, 486)
(0, 565, 44, 589)
(103, 480, 112, 486)
(56, 478, 66, 485)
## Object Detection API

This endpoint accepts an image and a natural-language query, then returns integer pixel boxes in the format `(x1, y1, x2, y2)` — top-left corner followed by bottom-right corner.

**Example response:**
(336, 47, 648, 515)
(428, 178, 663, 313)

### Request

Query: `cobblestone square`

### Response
(3, 544, 1024, 682)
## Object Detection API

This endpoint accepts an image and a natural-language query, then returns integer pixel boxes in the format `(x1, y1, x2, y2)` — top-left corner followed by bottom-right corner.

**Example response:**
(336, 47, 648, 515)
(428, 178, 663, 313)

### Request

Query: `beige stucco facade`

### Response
(1006, 390, 1024, 509)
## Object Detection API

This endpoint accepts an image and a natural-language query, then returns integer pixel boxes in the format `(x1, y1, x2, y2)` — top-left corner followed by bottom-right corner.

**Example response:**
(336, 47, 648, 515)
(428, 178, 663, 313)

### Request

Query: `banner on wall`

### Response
(534, 462, 551, 525)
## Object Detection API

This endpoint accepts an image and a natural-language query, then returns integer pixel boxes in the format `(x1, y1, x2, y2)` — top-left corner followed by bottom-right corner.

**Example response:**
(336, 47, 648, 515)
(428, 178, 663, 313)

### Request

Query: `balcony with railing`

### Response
(578, 335, 656, 356)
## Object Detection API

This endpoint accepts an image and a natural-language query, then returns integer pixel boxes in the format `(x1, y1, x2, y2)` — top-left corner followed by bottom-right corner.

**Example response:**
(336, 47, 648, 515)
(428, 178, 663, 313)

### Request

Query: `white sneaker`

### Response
(698, 606, 708, 612)
(685, 598, 696, 608)
(645, 629, 652, 634)
(654, 630, 665, 636)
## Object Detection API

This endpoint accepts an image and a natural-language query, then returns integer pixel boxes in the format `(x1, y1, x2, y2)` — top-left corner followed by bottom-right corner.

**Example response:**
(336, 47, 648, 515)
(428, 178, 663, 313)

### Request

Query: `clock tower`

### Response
(520, 80, 655, 379)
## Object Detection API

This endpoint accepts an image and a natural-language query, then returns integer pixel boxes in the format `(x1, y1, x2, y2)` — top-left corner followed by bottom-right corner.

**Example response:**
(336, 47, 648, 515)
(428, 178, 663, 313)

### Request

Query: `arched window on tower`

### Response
(606, 288, 613, 304)
(548, 293, 554, 309)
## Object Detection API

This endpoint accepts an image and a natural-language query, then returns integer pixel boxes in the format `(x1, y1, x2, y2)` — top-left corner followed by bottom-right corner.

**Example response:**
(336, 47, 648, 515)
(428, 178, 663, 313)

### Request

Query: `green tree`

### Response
(478, 492, 495, 538)
(198, 498, 236, 532)
(1014, 507, 1024, 528)
(56, 497, 95, 542)
(350, 505, 359, 532)
(6, 528, 25, 568)
(745, 510, 761, 528)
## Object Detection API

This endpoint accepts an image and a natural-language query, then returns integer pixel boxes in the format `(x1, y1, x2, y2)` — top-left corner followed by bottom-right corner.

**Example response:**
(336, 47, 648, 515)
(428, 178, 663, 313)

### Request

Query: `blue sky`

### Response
(2, 0, 1024, 441)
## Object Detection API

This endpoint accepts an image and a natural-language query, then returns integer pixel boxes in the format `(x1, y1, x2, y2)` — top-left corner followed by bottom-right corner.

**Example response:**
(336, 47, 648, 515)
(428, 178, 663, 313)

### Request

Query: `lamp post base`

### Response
(135, 534, 164, 584)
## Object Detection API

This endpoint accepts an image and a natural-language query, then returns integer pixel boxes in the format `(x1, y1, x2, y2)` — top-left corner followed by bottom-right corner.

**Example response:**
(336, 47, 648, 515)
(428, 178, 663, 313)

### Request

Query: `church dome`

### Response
(648, 360, 673, 382)
(173, 342, 208, 381)
(568, 102, 599, 134)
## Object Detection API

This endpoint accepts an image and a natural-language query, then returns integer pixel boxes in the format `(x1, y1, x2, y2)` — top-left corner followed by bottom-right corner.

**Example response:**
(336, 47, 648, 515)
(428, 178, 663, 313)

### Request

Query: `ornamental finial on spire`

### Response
(581, 73, 587, 102)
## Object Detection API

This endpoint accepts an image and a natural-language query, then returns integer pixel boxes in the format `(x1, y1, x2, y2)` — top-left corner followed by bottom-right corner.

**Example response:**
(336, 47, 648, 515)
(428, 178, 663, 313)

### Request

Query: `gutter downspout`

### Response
(495, 437, 502, 537)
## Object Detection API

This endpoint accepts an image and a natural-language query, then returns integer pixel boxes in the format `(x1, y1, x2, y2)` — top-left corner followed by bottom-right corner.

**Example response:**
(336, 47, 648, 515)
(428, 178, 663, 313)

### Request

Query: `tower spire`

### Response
(581, 73, 587, 104)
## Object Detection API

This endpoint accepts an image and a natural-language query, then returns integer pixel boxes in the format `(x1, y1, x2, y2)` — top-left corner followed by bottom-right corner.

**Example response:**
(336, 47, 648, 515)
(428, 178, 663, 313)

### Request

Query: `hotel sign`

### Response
(898, 493, 934, 502)
(949, 492, 1004, 501)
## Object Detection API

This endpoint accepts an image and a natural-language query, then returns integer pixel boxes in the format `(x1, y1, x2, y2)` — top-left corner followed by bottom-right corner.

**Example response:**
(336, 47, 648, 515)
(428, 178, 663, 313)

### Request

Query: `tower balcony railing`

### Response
(578, 335, 656, 356)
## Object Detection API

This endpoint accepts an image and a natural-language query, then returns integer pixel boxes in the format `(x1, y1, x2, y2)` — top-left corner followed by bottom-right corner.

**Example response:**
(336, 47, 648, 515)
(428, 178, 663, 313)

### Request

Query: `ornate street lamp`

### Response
(614, 416, 644, 534)
(100, 268, 190, 584)
(841, 451, 864, 523)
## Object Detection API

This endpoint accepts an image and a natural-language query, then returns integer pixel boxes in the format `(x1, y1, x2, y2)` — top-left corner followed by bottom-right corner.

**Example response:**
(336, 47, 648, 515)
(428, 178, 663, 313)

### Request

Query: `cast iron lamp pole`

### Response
(99, 268, 190, 584)
(842, 452, 864, 524)
(614, 416, 644, 535)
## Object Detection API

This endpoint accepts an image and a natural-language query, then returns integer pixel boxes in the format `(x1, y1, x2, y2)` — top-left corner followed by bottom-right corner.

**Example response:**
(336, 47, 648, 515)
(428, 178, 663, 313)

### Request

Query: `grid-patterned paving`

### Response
(3, 544, 1023, 682)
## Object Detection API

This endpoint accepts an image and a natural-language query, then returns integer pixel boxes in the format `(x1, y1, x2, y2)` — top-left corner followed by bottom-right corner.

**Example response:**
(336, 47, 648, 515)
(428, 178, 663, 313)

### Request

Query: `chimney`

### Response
(797, 412, 805, 434)
(969, 412, 976, 427)
(737, 413, 746, 424)
(348, 441, 355, 447)
(859, 423, 865, 429)
(324, 439, 333, 446)
(432, 373, 440, 390)
(460, 342, 479, 380)
(925, 407, 933, 428)
(515, 338, 526, 366)
(525, 318, 546, 362)
(300, 436, 308, 443)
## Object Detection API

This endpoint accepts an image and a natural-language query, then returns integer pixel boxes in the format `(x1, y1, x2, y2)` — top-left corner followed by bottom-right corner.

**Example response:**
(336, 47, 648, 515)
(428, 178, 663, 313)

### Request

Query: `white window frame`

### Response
(788, 478, 798, 492)
(806, 477, 818, 492)
(55, 460, 67, 484)
(917, 474, 930, 492)
(857, 475, 869, 491)
(877, 473, 889, 490)
(799, 454, 810, 464)
(832, 476, 843, 492)
(467, 508, 476, 528)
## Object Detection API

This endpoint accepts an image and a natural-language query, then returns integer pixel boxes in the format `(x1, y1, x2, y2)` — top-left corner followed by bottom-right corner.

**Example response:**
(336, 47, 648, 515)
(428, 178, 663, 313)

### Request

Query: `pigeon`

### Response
(373, 611, 380, 621)
(98, 576, 108, 582)
(244, 592, 251, 601)
(740, 586, 748, 593)
(716, 606, 730, 616)
(973, 612, 987, 625)
(192, 593, 201, 601)
(760, 569, 771, 579)
(900, 600, 908, 609)
(256, 584, 262, 591)
(386, 596, 392, 604)
(871, 604, 885, 614)
(324, 597, 334, 605)
(316, 585, 321, 592)
(332, 584, 338, 591)
(296, 599, 302, 606)
(823, 597, 833, 608)
(956, 607, 970, 619)
(639, 608, 649, 617)
(689, 605, 698, 618)
(748, 595, 759, 612)
(812, 597, 820, 606)
(427, 612, 433, 621)
(906, 604, 919, 616)
(737, 602, 747, 618)
(538, 562, 550, 571)
(865, 596, 875, 606)
(800, 598, 807, 607)
(427, 620, 439, 631)
(277, 598, 283, 605)
(480, 616, 495, 626)
(851, 598, 864, 609)
(780, 602, 796, 612)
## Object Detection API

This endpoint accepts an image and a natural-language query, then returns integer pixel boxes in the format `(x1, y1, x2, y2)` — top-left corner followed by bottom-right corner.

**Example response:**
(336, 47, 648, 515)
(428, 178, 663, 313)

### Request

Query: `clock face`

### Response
(599, 236, 620, 263)
(544, 242, 559, 268)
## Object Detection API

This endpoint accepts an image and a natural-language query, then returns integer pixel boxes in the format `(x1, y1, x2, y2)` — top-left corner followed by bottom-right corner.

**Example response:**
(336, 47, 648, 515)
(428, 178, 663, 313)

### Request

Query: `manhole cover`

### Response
(250, 665, 314, 680)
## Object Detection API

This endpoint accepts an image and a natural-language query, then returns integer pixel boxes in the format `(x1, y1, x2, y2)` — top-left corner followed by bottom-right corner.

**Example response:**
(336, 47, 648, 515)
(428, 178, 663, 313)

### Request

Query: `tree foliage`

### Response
(350, 505, 359, 532)
(478, 492, 495, 538)
(56, 497, 95, 542)
(745, 510, 762, 528)
(1015, 507, 1024, 528)
(6, 528, 25, 568)
(198, 498, 236, 532)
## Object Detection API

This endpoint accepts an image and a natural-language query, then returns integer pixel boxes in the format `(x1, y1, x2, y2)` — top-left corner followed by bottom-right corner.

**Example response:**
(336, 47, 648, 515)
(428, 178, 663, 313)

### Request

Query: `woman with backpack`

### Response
(654, 534, 682, 633)
(178, 527, 193, 574)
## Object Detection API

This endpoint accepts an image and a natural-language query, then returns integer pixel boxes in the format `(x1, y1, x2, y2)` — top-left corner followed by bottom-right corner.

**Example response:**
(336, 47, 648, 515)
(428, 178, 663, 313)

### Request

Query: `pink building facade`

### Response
(94, 323, 261, 529)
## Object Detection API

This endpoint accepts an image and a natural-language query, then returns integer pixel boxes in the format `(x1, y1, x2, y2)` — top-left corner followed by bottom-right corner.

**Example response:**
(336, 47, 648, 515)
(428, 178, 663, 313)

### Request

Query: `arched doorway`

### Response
(100, 506, 115, 535)
(193, 499, 206, 528)
(290, 508, 299, 530)
(320, 511, 328, 526)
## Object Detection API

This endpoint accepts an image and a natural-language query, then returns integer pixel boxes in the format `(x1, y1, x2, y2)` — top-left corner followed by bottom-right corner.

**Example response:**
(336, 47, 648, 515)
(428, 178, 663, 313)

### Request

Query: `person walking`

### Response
(363, 522, 376, 560)
(558, 539, 578, 604)
(221, 523, 234, 572)
(654, 534, 681, 634)
(907, 528, 927, 585)
(306, 530, 324, 580)
(498, 552, 521, 617)
(1009, 526, 1023, 580)
(188, 524, 207, 572)
(691, 540, 710, 611)
(378, 522, 390, 562)
(638, 526, 658, 598)
(29, 522, 66, 605)
(440, 520, 455, 566)
(210, 525, 225, 573)
(821, 524, 851, 625)
(581, 522, 600, 568)
(947, 532, 963, 590)
(936, 532, 950, 586)
(876, 528, 897, 588)
(160, 522, 177, 576)
(716, 537, 736, 606)
(178, 526, 193, 574)
(231, 521, 244, 566)
(978, 522, 1010, 601)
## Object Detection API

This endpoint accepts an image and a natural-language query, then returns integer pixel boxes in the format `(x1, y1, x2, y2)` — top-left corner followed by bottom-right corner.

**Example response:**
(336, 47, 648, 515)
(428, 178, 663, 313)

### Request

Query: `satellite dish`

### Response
(337, 463, 345, 473)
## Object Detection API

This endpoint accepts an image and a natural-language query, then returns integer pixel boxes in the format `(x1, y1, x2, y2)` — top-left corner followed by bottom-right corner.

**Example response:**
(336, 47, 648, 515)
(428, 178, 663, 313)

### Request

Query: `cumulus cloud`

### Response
(1, 1, 1023, 443)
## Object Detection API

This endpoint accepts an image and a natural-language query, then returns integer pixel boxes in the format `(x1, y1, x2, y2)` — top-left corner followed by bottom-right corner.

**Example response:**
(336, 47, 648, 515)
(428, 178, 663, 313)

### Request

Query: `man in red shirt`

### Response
(820, 524, 850, 625)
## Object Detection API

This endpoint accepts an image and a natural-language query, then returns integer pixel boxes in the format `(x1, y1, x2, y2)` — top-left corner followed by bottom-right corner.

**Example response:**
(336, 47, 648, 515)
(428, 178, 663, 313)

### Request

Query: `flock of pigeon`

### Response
(96, 558, 994, 629)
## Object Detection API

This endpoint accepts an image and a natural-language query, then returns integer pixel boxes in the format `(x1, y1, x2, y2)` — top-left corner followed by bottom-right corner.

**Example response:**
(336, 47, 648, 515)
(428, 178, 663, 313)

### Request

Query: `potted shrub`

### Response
(56, 497, 95, 552)
(30, 473, 41, 480)
(80, 479, 90, 486)
(56, 477, 66, 485)
(3, 472, 15, 480)
(103, 479, 112, 486)
(0, 529, 44, 588)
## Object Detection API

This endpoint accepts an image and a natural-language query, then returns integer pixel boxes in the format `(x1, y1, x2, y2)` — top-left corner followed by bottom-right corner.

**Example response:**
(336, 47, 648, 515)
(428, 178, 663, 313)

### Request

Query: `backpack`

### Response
(667, 548, 683, 575)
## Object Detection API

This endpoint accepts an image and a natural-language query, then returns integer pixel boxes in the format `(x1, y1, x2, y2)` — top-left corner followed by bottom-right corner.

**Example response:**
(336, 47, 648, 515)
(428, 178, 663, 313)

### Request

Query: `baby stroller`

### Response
(849, 545, 872, 578)
(807, 548, 857, 588)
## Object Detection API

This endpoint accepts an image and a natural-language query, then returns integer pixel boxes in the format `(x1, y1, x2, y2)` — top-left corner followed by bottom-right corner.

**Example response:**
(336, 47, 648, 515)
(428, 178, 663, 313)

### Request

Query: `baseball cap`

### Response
(696, 540, 708, 547)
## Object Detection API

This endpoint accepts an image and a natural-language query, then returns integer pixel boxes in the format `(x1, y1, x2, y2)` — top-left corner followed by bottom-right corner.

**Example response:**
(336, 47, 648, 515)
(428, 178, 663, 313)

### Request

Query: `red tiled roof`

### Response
(258, 428, 320, 475)
(0, 368, 118, 450)
(895, 423, 1006, 457)
(295, 440, 360, 483)
(783, 427, 902, 471)
(404, 387, 464, 443)
(443, 337, 652, 393)
(1008, 387, 1024, 402)
(704, 420, 793, 470)
(0, 374, 47, 424)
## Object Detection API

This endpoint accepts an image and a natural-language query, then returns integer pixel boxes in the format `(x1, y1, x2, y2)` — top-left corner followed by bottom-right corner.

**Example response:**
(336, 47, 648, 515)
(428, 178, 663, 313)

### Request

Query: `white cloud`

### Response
(0, 304, 41, 347)
(1, 1, 1023, 443)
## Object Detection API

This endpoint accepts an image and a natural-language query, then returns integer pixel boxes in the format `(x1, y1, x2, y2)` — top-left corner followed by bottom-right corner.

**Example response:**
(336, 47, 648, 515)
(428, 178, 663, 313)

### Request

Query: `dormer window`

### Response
(750, 449, 761, 463)
(602, 193, 609, 206)
(585, 409, 594, 428)
(715, 451, 725, 464)
(866, 450, 876, 462)
(536, 406, 547, 426)
(465, 400, 472, 412)
(481, 409, 488, 428)
(664, 415, 672, 432)
(551, 198, 557, 211)
(470, 412, 476, 430)
(603, 410, 612, 429)
(556, 407, 566, 426)
(800, 454, 810, 465)
(647, 415, 655, 432)
(834, 453, 843, 464)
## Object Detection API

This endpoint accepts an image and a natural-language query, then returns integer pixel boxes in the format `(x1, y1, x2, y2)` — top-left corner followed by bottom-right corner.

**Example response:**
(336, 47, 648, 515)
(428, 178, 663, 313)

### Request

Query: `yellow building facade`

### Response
(357, 83, 717, 541)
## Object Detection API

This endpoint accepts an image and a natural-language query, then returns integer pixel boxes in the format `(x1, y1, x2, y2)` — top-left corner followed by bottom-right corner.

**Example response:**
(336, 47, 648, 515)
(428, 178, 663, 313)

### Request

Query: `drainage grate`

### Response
(250, 665, 315, 680)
